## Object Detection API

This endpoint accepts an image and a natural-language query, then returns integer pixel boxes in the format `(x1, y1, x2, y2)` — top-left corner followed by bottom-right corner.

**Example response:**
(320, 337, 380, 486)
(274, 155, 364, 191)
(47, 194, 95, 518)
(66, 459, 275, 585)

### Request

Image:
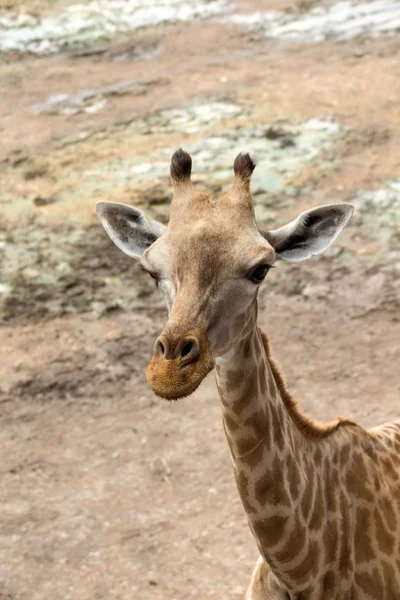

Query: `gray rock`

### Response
(221, 1, 400, 43)
(0, 0, 228, 54)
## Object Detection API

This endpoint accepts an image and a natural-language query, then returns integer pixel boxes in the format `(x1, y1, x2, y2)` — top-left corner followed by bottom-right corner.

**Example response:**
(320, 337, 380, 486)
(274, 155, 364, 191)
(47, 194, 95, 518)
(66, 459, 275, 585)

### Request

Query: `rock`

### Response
(0, 0, 228, 55)
(136, 183, 170, 207)
(279, 136, 296, 148)
(33, 194, 57, 206)
(264, 125, 289, 140)
(351, 182, 400, 251)
(24, 165, 48, 180)
(362, 272, 387, 305)
(302, 283, 330, 299)
(29, 77, 166, 116)
(221, 0, 400, 44)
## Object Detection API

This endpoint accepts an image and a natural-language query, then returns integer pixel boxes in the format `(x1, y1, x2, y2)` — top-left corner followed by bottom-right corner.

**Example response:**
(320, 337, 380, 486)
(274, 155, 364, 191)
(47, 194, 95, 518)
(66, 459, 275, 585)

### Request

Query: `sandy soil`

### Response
(0, 1, 399, 598)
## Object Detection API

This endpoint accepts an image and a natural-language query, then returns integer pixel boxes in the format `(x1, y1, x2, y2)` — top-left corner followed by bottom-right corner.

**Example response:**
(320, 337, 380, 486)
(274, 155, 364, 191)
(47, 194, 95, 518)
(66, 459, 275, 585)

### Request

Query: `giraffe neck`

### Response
(214, 311, 346, 595)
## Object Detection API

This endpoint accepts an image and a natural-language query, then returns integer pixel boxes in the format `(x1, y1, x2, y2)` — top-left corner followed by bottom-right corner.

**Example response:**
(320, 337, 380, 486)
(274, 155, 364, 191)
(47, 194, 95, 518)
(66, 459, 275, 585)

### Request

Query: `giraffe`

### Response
(96, 149, 400, 599)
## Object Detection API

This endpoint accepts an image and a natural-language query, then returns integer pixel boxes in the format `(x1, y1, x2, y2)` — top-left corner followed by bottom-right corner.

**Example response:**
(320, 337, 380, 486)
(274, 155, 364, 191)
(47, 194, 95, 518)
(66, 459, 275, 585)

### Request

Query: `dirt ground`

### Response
(0, 1, 399, 599)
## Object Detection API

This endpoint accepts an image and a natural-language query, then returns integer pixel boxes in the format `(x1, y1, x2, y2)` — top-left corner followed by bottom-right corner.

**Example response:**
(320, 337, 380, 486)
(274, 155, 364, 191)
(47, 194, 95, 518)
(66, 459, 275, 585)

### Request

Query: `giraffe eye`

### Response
(248, 264, 271, 284)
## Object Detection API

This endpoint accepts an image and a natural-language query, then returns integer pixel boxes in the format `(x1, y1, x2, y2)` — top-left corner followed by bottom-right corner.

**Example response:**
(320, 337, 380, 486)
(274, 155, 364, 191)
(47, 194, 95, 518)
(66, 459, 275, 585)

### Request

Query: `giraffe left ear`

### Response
(261, 204, 353, 263)
(96, 201, 166, 259)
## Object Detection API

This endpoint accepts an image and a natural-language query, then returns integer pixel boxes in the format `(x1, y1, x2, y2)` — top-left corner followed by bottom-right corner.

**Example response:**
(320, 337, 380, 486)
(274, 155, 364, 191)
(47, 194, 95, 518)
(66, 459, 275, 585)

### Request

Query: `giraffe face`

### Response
(96, 149, 353, 400)
(142, 203, 276, 381)
(142, 198, 275, 357)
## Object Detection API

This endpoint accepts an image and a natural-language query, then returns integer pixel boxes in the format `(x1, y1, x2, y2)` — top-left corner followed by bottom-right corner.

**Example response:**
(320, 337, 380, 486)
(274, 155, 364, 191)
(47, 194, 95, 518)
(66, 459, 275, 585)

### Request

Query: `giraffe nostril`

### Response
(154, 338, 166, 357)
(177, 337, 200, 364)
(181, 341, 193, 358)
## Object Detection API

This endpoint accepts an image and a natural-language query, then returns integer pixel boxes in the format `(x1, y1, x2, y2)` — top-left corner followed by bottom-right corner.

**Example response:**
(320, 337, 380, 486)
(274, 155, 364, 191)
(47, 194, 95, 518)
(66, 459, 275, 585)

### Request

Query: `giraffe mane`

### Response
(259, 328, 358, 440)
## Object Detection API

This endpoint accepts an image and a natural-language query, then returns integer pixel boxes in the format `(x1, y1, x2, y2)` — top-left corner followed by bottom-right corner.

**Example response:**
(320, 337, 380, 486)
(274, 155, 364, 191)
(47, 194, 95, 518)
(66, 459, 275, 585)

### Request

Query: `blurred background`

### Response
(0, 1, 399, 598)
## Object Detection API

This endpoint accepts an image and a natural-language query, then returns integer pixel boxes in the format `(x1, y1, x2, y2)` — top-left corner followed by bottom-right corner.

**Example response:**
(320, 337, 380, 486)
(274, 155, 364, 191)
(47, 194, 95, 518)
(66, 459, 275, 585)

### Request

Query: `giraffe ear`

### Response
(261, 204, 353, 263)
(96, 201, 166, 259)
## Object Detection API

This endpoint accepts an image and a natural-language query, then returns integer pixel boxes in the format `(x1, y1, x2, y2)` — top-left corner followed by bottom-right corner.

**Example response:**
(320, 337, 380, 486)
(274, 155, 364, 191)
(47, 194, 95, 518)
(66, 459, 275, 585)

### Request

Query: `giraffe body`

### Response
(96, 149, 400, 598)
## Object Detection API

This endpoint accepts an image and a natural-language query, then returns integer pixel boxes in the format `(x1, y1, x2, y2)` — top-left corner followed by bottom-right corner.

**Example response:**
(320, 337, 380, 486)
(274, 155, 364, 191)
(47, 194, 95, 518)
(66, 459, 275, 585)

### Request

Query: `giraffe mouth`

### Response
(146, 353, 214, 400)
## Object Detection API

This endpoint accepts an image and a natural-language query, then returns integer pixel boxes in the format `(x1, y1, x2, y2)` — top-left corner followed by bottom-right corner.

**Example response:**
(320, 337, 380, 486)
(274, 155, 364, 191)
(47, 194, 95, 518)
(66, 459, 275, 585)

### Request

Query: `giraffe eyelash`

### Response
(140, 265, 159, 282)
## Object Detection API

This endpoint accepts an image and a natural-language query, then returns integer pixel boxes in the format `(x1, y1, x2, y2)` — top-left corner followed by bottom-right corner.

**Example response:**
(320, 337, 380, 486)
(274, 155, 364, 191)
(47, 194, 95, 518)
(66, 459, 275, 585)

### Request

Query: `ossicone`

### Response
(233, 152, 256, 181)
(170, 148, 192, 183)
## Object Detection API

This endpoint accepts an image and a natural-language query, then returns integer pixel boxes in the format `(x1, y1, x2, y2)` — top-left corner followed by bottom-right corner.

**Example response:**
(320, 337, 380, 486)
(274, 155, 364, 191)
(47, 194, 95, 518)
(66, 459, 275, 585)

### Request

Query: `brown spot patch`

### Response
(239, 439, 266, 470)
(235, 434, 263, 458)
(243, 409, 268, 441)
(309, 480, 324, 531)
(354, 507, 375, 564)
(374, 507, 395, 555)
(355, 567, 384, 598)
(243, 338, 252, 360)
(381, 456, 399, 481)
(232, 366, 259, 414)
(300, 476, 314, 522)
(286, 538, 320, 582)
(322, 570, 336, 592)
(346, 453, 374, 503)
(287, 455, 301, 502)
(325, 475, 337, 513)
(252, 514, 289, 548)
(226, 369, 245, 392)
(235, 469, 257, 514)
(254, 455, 291, 508)
(323, 519, 339, 562)
(274, 514, 305, 563)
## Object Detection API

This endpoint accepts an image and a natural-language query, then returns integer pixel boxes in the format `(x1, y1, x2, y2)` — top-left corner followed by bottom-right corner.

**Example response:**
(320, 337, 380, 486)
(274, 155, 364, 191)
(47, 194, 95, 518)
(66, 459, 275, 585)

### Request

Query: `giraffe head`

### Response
(97, 149, 352, 400)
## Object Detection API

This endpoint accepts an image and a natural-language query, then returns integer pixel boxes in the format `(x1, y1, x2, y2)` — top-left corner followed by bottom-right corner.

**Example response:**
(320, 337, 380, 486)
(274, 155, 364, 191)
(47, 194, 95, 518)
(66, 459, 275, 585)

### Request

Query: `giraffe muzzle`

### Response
(146, 330, 214, 400)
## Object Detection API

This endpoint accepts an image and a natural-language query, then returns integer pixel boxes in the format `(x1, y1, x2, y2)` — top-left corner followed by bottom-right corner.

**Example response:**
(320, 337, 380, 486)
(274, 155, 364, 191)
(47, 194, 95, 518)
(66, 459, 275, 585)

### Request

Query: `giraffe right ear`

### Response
(261, 204, 353, 263)
(96, 201, 166, 259)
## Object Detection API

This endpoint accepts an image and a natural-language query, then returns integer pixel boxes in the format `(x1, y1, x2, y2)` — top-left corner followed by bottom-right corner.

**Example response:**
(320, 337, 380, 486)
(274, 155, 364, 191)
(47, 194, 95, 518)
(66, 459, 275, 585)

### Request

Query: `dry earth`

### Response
(0, 1, 399, 599)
